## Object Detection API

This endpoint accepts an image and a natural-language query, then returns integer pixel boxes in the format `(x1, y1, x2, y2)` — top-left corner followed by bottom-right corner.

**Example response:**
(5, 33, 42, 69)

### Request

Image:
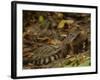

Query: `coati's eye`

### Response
(69, 33, 74, 38)
(69, 33, 73, 36)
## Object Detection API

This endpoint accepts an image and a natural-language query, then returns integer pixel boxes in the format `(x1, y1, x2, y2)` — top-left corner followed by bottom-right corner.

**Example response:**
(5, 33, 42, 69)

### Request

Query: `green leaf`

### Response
(39, 16, 44, 23)
(57, 19, 74, 29)
(78, 59, 91, 66)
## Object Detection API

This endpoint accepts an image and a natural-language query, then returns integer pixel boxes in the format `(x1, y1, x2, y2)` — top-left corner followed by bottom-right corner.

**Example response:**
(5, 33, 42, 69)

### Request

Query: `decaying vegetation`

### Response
(23, 11, 91, 69)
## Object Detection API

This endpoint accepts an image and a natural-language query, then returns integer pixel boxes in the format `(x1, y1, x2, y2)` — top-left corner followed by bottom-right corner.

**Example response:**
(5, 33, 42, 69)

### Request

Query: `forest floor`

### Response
(23, 11, 91, 69)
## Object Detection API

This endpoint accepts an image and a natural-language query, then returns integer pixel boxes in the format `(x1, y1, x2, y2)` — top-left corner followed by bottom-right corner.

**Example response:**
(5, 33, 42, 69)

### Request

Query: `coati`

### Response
(31, 27, 90, 66)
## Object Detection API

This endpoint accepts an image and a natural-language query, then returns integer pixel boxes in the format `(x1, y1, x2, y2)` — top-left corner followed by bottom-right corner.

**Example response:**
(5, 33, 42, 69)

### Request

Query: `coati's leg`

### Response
(70, 43, 79, 54)
(70, 41, 83, 54)
(78, 42, 83, 53)
(73, 45, 79, 54)
(69, 43, 74, 54)
(62, 44, 70, 58)
(84, 39, 90, 51)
